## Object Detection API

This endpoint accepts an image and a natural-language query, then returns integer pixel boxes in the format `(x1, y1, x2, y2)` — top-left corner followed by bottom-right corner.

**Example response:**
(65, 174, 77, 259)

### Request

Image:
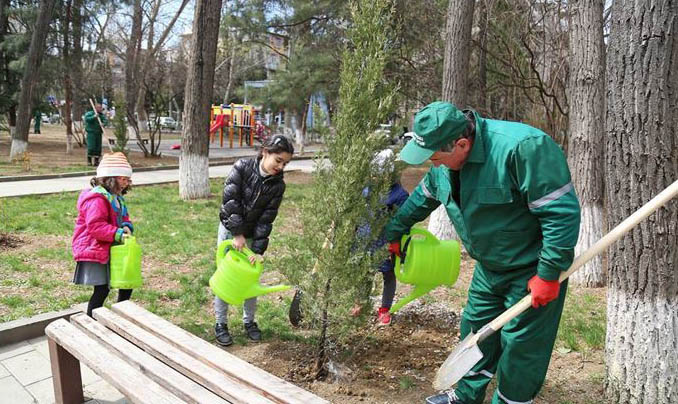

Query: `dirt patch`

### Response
(0, 233, 22, 249)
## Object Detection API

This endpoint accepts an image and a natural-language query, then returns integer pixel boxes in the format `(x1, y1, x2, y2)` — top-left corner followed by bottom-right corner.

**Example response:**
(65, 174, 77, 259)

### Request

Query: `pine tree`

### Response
(280, 0, 398, 378)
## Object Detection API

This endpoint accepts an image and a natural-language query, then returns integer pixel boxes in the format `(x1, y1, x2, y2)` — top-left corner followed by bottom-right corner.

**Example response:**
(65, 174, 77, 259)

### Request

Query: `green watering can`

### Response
(210, 240, 291, 305)
(110, 236, 143, 289)
(390, 228, 461, 313)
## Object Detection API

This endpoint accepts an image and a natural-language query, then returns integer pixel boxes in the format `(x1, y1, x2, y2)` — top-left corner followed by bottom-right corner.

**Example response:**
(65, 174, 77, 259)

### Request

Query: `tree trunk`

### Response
(179, 0, 222, 200)
(605, 1, 678, 402)
(9, 0, 57, 159)
(70, 0, 83, 141)
(222, 32, 235, 104)
(441, 0, 474, 108)
(476, 0, 489, 114)
(125, 0, 143, 153)
(62, 0, 74, 154)
(566, 0, 605, 287)
(428, 0, 475, 242)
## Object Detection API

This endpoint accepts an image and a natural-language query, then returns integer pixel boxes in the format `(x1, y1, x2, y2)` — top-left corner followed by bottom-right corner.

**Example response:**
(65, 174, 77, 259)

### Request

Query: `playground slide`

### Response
(209, 114, 226, 134)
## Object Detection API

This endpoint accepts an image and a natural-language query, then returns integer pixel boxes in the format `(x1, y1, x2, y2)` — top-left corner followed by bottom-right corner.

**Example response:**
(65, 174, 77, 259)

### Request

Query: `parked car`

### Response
(158, 117, 177, 130)
(41, 113, 49, 123)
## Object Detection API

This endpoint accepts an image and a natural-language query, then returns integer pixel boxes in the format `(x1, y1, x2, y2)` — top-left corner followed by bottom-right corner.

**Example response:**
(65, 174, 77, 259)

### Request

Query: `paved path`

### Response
(0, 159, 318, 198)
(0, 336, 119, 403)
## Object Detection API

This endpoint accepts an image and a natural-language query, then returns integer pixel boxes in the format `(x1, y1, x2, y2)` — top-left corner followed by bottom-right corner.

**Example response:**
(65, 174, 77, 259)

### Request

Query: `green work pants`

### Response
(455, 263, 568, 404)
(86, 131, 102, 157)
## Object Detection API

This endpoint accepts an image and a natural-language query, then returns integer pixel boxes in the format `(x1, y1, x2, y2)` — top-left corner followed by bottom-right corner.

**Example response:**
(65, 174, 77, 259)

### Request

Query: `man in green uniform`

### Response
(384, 102, 581, 404)
(33, 109, 41, 134)
(84, 103, 108, 166)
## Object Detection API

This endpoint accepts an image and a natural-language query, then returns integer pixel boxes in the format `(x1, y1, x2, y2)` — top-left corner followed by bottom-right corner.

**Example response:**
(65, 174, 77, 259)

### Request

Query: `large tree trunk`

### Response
(9, 0, 57, 159)
(566, 0, 605, 287)
(62, 0, 74, 154)
(179, 0, 222, 200)
(428, 0, 475, 242)
(605, 1, 678, 402)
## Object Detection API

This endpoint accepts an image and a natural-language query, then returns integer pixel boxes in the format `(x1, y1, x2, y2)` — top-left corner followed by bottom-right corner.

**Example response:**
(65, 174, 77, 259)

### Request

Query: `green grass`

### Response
(398, 376, 416, 390)
(556, 288, 606, 352)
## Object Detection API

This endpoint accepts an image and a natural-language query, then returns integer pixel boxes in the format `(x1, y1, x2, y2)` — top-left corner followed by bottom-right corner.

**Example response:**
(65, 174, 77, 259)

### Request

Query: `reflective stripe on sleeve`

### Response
(421, 182, 434, 199)
(528, 182, 573, 210)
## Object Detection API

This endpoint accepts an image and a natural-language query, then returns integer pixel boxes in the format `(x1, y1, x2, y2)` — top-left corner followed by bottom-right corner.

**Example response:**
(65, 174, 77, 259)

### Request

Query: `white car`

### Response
(158, 117, 177, 130)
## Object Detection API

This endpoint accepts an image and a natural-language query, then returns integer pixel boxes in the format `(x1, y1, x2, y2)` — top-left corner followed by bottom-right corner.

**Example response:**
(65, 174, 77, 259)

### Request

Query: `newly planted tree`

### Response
(280, 0, 398, 378)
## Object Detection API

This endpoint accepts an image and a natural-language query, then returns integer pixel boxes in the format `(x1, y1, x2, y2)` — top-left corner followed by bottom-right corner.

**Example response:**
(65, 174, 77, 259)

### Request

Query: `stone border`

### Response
(0, 303, 87, 346)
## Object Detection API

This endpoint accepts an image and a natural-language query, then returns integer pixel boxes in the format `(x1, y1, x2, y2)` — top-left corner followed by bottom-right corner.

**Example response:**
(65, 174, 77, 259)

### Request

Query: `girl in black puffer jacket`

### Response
(214, 135, 294, 346)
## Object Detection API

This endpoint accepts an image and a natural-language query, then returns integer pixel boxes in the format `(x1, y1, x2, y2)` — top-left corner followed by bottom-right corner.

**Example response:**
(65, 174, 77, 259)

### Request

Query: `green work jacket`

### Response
(384, 112, 581, 281)
(84, 110, 107, 135)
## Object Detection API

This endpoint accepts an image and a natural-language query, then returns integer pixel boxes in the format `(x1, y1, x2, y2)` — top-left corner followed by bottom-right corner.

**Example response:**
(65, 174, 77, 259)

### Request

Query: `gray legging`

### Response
(214, 223, 257, 324)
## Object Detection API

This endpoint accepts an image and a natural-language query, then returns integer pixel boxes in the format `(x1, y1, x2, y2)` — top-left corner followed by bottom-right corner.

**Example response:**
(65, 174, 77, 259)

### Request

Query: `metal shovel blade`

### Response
(433, 332, 484, 391)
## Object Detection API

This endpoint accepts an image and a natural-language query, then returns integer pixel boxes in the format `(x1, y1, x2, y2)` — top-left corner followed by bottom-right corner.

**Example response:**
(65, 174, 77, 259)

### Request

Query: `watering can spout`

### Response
(389, 284, 435, 313)
(248, 283, 291, 298)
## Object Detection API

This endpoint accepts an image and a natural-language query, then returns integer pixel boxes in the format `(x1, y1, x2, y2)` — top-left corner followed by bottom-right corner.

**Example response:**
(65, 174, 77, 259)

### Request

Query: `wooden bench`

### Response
(45, 301, 329, 404)
(108, 138, 149, 146)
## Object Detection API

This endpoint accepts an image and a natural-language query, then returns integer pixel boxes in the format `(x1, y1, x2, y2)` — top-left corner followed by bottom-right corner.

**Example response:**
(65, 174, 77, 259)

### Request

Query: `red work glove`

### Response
(527, 275, 560, 308)
(388, 241, 401, 257)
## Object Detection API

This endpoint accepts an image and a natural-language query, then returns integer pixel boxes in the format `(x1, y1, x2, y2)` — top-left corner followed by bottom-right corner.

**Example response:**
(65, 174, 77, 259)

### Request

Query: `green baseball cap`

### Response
(400, 102, 468, 164)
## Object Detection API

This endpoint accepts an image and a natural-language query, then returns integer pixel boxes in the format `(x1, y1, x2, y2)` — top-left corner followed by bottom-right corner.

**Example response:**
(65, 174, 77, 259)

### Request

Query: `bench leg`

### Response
(48, 337, 84, 404)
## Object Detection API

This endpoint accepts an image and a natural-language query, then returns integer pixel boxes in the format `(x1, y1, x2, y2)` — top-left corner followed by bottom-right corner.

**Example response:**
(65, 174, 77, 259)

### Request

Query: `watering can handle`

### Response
(397, 227, 432, 265)
(216, 239, 262, 271)
(408, 227, 436, 241)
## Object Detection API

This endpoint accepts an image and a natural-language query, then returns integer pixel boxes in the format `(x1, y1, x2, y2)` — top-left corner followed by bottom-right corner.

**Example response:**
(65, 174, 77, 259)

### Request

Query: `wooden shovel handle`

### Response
(484, 180, 678, 337)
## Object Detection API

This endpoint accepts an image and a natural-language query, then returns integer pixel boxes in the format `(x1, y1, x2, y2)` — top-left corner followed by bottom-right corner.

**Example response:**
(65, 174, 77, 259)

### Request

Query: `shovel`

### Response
(434, 179, 678, 391)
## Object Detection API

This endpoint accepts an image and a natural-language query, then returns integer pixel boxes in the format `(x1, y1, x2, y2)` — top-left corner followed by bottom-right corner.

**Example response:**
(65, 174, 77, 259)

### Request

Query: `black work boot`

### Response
(93, 156, 100, 166)
(244, 321, 262, 342)
(215, 323, 233, 346)
(425, 390, 465, 404)
(87, 156, 92, 166)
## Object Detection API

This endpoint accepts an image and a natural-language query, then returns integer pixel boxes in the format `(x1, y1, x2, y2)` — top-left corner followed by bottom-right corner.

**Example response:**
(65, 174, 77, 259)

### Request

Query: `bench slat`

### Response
(71, 314, 230, 404)
(111, 301, 328, 404)
(93, 307, 275, 404)
(45, 319, 185, 404)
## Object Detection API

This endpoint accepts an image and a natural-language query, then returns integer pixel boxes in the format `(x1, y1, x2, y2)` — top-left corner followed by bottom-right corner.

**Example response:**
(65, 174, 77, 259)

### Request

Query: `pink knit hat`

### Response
(96, 152, 133, 178)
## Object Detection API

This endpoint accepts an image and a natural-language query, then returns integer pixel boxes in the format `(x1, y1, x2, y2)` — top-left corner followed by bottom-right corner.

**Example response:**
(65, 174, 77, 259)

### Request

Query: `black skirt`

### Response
(73, 261, 110, 286)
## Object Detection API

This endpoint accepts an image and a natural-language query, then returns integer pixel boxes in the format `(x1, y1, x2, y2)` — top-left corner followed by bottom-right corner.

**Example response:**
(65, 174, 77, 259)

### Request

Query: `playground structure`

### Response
(209, 103, 271, 148)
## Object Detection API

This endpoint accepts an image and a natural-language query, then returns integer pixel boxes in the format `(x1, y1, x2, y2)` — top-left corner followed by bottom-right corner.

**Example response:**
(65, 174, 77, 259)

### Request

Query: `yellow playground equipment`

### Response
(210, 103, 260, 148)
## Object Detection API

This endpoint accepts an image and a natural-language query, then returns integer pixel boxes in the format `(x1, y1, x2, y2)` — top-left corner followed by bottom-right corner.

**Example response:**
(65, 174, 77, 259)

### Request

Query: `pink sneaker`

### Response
(376, 307, 391, 326)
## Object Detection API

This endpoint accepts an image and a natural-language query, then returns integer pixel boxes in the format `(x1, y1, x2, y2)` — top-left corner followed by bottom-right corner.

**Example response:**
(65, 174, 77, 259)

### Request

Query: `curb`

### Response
(0, 154, 317, 183)
(0, 303, 87, 346)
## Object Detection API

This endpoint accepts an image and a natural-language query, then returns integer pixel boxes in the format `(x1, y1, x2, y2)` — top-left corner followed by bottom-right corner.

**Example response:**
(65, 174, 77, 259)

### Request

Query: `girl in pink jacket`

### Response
(72, 153, 134, 317)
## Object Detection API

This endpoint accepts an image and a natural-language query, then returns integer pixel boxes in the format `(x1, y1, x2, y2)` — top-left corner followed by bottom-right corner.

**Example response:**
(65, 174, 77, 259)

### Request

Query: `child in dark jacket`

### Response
(214, 135, 294, 346)
(72, 152, 134, 317)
